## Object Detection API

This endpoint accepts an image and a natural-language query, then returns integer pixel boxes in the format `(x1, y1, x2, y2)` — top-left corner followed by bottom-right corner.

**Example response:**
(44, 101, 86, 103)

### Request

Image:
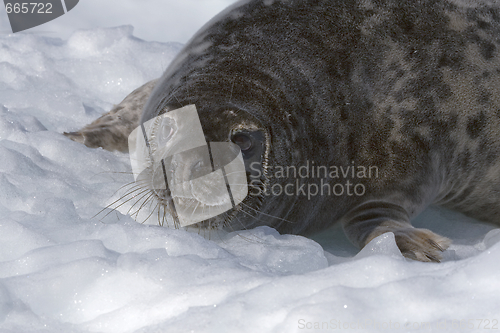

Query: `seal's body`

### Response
(69, 0, 500, 261)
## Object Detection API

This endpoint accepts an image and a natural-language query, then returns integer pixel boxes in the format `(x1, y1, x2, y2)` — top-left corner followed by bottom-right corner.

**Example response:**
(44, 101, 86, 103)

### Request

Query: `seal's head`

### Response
(134, 73, 301, 233)
(131, 98, 274, 232)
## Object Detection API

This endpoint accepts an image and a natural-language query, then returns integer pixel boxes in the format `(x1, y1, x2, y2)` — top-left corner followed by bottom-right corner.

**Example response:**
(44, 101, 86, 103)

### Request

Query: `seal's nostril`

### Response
(190, 160, 206, 179)
(194, 160, 203, 170)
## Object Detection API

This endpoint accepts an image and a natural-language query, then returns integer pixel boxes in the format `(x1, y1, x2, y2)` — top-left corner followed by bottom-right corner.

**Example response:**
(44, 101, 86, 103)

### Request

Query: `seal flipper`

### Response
(342, 201, 451, 262)
(64, 79, 158, 152)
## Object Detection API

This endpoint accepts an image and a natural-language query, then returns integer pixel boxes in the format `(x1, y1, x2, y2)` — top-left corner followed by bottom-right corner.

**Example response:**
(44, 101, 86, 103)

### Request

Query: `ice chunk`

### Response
(354, 232, 404, 260)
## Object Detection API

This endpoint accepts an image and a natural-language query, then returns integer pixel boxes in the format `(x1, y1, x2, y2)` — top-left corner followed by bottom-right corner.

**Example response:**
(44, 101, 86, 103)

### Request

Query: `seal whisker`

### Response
(101, 179, 147, 205)
(131, 195, 159, 224)
(156, 201, 163, 226)
(227, 214, 251, 232)
(189, 201, 202, 221)
(158, 203, 171, 227)
(238, 201, 296, 225)
(126, 188, 157, 216)
(128, 191, 156, 218)
(163, 204, 175, 228)
(170, 90, 184, 108)
(97, 187, 152, 221)
(92, 184, 148, 220)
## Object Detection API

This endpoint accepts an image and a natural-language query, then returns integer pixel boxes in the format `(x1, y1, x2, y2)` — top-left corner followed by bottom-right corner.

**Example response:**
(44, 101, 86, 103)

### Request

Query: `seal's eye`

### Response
(232, 133, 252, 151)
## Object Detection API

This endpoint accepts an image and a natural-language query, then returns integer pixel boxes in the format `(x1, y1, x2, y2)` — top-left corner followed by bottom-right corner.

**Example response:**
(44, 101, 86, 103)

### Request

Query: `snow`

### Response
(0, 0, 239, 43)
(1, 2, 500, 333)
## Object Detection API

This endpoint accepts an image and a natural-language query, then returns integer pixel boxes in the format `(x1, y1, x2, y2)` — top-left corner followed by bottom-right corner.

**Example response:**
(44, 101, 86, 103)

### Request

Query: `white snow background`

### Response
(1, 1, 500, 332)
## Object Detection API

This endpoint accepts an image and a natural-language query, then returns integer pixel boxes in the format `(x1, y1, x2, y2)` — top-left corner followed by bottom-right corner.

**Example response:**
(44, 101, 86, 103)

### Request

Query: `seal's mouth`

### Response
(147, 177, 249, 231)
(150, 175, 234, 227)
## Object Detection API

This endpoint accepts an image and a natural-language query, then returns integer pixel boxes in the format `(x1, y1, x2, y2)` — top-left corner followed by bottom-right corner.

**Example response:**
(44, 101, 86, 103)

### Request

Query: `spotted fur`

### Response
(70, 0, 500, 261)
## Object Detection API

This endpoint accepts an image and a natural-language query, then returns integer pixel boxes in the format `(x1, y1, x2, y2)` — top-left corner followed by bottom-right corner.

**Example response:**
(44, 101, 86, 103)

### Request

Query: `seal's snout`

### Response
(129, 105, 248, 227)
(167, 147, 213, 186)
(189, 157, 211, 180)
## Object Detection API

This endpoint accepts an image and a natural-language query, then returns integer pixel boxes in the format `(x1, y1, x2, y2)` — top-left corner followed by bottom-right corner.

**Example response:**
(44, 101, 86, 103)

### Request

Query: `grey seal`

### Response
(68, 0, 500, 262)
